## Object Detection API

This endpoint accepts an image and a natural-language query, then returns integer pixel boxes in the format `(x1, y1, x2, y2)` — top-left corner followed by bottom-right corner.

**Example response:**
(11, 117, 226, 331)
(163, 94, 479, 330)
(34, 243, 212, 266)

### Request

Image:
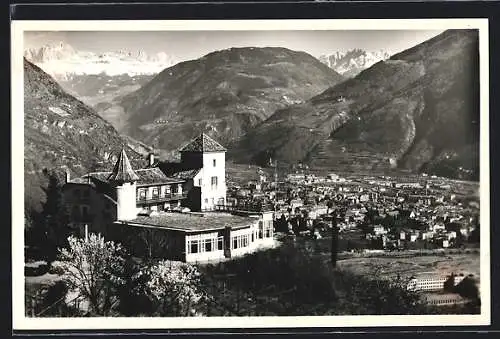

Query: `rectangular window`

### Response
(218, 237, 223, 250)
(211, 176, 218, 189)
(152, 187, 159, 197)
(190, 240, 199, 254)
(266, 228, 271, 238)
(139, 189, 147, 200)
(205, 239, 212, 252)
(165, 186, 171, 195)
(233, 237, 238, 249)
(264, 220, 273, 238)
(198, 179, 202, 186)
(172, 185, 178, 194)
(213, 159, 216, 167)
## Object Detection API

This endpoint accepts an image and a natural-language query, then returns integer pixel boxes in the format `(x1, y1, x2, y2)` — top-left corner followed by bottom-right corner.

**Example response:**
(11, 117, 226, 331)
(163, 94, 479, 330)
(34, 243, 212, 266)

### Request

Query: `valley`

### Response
(24, 30, 480, 185)
(58, 73, 155, 132)
(21, 28, 484, 319)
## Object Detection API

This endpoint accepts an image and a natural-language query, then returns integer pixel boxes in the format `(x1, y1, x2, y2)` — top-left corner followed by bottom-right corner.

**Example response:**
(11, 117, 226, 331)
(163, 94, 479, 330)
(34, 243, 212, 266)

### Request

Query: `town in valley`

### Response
(21, 27, 482, 318)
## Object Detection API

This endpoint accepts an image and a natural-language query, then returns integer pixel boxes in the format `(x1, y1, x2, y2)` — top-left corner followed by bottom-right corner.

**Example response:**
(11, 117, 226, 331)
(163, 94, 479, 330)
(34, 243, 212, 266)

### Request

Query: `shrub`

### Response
(200, 242, 428, 315)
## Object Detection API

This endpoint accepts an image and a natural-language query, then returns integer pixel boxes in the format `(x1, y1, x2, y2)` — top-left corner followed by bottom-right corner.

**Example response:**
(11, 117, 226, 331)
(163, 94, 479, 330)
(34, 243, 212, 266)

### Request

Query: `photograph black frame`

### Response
(7, 0, 500, 337)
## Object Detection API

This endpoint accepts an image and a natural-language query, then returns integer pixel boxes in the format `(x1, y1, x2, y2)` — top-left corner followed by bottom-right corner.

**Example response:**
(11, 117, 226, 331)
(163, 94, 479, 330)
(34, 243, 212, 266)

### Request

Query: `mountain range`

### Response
(24, 58, 147, 213)
(231, 30, 479, 180)
(24, 42, 160, 132)
(24, 30, 480, 184)
(117, 47, 344, 157)
(317, 49, 391, 78)
(24, 41, 179, 80)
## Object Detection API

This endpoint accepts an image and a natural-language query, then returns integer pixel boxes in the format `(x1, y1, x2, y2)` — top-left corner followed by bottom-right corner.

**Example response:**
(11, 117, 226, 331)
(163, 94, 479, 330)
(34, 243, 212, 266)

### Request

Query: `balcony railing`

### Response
(136, 192, 188, 204)
(214, 203, 274, 213)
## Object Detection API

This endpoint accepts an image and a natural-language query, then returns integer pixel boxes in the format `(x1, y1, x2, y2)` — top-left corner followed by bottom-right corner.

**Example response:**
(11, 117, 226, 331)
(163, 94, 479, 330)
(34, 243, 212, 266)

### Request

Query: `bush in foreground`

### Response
(199, 243, 429, 316)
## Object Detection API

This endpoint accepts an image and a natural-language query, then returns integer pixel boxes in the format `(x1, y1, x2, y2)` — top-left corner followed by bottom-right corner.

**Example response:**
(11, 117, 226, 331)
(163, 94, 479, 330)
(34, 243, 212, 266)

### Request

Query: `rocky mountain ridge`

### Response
(24, 41, 179, 80)
(232, 30, 480, 181)
(24, 58, 146, 212)
(318, 49, 391, 78)
(118, 46, 344, 154)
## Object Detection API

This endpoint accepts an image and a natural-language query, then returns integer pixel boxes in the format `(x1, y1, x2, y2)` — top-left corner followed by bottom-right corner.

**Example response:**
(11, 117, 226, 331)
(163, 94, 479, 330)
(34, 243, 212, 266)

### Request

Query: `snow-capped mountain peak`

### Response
(24, 41, 76, 64)
(318, 49, 391, 78)
(24, 42, 179, 80)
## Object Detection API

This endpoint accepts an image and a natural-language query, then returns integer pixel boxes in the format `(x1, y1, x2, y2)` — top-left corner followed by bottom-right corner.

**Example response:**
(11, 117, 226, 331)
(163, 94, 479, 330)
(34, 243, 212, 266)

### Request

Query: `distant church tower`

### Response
(179, 133, 227, 211)
(107, 148, 139, 221)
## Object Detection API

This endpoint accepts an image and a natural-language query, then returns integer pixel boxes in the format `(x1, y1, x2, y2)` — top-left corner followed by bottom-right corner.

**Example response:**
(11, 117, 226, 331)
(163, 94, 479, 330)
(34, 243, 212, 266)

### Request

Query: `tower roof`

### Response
(179, 133, 227, 153)
(107, 148, 140, 183)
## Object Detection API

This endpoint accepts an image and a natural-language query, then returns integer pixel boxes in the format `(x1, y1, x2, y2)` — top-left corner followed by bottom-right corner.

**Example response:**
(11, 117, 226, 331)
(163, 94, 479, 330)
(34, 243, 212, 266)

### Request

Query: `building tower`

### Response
(107, 148, 140, 221)
(179, 133, 227, 211)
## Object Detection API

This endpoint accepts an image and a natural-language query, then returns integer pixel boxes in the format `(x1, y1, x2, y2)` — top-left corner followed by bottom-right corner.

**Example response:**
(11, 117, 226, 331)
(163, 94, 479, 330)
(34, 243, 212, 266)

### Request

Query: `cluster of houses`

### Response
(62, 130, 479, 263)
(225, 167, 480, 252)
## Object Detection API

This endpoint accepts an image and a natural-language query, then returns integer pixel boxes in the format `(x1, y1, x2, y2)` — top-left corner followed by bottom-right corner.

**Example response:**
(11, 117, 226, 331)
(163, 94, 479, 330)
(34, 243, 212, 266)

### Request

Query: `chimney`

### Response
(148, 153, 155, 167)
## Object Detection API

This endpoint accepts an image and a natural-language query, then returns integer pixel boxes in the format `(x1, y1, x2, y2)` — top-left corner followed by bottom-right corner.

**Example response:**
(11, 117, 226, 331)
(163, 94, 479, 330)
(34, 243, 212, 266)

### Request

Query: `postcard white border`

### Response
(12, 19, 490, 330)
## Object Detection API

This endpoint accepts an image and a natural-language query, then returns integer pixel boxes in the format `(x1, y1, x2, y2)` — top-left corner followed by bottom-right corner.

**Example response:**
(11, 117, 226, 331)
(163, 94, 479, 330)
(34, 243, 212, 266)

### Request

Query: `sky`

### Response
(24, 30, 444, 61)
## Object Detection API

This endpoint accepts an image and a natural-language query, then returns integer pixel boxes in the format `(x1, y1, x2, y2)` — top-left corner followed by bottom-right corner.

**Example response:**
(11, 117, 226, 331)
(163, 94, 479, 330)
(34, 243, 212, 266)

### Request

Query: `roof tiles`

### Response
(107, 148, 140, 182)
(179, 133, 227, 153)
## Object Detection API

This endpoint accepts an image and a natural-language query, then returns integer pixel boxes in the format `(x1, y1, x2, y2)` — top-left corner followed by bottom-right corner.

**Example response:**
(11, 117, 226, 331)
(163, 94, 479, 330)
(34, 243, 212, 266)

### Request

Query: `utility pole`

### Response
(331, 210, 339, 268)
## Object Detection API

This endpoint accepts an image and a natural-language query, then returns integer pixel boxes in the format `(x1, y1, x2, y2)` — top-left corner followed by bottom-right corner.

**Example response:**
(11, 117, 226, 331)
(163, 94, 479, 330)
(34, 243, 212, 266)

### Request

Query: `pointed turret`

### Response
(107, 148, 139, 183)
(108, 148, 139, 221)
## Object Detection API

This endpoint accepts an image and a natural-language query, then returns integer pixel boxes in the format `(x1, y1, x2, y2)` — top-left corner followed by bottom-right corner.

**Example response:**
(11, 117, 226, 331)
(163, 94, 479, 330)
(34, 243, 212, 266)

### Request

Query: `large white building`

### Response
(63, 133, 276, 262)
(171, 133, 227, 211)
(406, 274, 468, 292)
